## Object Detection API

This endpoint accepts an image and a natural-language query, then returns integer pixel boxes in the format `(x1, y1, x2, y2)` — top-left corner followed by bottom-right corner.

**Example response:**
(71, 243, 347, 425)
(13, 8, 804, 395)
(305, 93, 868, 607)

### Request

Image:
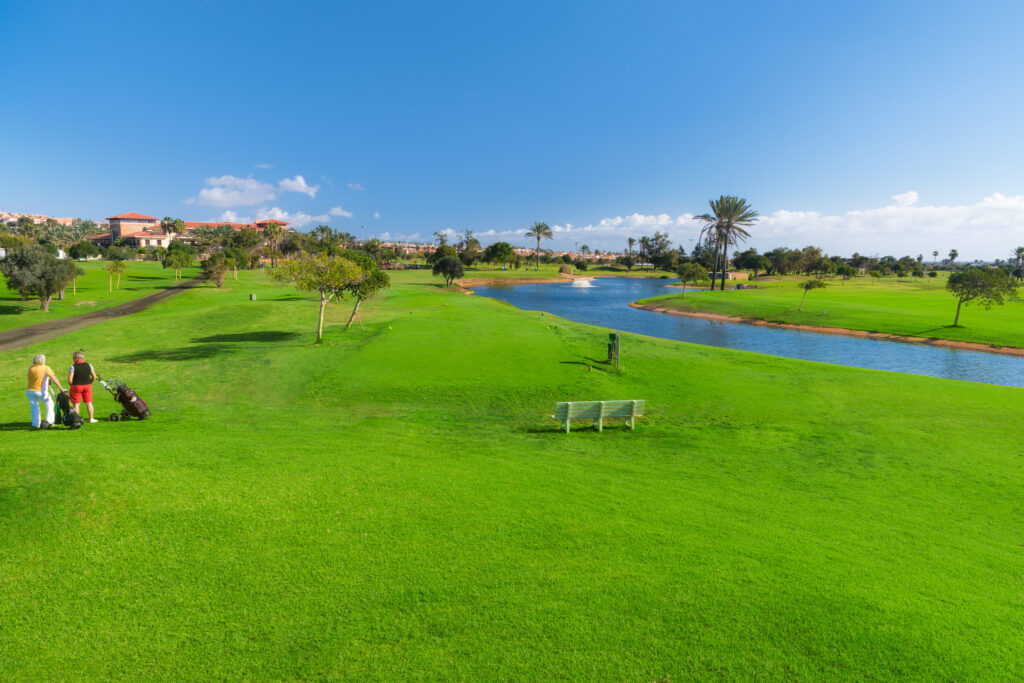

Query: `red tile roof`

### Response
(106, 212, 158, 221)
(254, 219, 290, 227)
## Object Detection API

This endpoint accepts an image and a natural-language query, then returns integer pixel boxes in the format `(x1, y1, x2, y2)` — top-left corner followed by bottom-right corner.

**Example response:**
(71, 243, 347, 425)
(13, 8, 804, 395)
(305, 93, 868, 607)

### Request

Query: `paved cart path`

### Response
(0, 278, 202, 352)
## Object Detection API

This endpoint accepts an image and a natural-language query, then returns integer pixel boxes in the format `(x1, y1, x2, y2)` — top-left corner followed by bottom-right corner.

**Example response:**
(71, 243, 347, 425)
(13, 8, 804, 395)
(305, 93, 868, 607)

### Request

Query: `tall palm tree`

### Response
(693, 196, 758, 290)
(1013, 246, 1024, 268)
(525, 222, 553, 270)
(932, 250, 939, 266)
(948, 248, 958, 265)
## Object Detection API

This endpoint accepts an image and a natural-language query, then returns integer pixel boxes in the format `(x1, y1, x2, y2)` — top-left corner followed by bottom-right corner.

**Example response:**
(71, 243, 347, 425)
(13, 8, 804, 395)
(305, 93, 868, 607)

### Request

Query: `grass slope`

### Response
(0, 261, 200, 332)
(642, 273, 1024, 348)
(1, 271, 1022, 680)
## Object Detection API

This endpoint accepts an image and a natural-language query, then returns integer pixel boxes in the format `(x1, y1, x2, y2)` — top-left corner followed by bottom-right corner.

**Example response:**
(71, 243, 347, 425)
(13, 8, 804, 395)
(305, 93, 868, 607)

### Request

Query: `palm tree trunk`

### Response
(953, 297, 963, 326)
(710, 242, 719, 291)
(719, 237, 727, 290)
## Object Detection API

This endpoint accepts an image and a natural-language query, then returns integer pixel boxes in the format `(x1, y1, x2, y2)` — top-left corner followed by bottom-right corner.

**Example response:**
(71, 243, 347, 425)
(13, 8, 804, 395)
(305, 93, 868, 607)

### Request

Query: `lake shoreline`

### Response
(629, 303, 1024, 357)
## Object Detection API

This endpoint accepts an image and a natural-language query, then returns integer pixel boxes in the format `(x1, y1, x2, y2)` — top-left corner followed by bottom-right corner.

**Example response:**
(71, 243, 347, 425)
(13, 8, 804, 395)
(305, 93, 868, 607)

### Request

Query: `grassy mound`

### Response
(642, 273, 1024, 348)
(0, 271, 1021, 679)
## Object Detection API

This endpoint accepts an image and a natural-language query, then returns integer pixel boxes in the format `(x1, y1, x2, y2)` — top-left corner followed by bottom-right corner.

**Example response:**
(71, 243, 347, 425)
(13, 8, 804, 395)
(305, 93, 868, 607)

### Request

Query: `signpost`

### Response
(608, 332, 620, 369)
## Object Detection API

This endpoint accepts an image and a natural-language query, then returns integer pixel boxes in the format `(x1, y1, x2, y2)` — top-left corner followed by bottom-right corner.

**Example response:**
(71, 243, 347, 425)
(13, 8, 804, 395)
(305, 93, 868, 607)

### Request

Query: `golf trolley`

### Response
(98, 377, 151, 421)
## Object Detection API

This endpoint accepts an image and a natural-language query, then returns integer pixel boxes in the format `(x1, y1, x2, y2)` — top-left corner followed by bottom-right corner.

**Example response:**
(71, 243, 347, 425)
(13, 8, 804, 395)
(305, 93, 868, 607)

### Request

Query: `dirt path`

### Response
(629, 303, 1024, 357)
(0, 278, 203, 352)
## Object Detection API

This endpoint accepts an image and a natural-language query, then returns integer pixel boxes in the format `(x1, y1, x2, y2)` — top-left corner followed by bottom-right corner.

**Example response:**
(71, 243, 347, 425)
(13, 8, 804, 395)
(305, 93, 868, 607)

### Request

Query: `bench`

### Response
(552, 400, 646, 433)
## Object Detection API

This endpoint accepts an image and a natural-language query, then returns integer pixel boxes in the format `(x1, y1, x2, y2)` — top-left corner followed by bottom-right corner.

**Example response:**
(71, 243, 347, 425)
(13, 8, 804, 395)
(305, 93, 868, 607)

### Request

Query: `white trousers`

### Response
(26, 389, 55, 427)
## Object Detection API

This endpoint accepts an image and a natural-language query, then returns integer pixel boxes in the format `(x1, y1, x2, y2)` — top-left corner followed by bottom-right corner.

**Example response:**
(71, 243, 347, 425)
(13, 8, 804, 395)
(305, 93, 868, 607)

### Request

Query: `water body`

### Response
(473, 277, 1024, 387)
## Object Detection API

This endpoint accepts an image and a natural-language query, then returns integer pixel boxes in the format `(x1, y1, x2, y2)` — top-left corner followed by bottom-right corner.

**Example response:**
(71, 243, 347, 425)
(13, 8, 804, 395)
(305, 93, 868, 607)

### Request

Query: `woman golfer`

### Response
(26, 354, 65, 429)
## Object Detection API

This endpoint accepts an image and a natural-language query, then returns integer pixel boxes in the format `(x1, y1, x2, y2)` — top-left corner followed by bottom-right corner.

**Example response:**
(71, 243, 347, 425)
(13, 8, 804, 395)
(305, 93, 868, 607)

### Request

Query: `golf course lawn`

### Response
(1, 270, 1021, 679)
(641, 273, 1024, 349)
(0, 261, 200, 332)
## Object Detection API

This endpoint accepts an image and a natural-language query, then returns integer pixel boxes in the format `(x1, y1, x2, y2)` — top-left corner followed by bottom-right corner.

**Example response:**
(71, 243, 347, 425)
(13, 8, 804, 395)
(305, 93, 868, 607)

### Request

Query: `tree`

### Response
(103, 260, 127, 291)
(676, 262, 710, 297)
(1013, 246, 1024, 269)
(835, 264, 857, 281)
(0, 245, 81, 311)
(525, 222, 553, 270)
(262, 222, 285, 265)
(268, 253, 365, 342)
(911, 267, 925, 280)
(626, 237, 636, 272)
(945, 267, 1018, 326)
(201, 252, 230, 287)
(928, 270, 939, 278)
(162, 251, 192, 280)
(798, 279, 826, 311)
(932, 250, 939, 266)
(336, 249, 391, 330)
(694, 195, 758, 291)
(432, 256, 464, 287)
(947, 248, 958, 265)
(428, 243, 458, 265)
(483, 241, 514, 267)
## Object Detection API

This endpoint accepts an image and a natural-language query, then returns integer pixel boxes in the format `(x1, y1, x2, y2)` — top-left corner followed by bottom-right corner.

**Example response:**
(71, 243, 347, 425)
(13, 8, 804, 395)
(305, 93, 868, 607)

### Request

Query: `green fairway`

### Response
(642, 273, 1024, 348)
(0, 260, 200, 332)
(1, 270, 1021, 679)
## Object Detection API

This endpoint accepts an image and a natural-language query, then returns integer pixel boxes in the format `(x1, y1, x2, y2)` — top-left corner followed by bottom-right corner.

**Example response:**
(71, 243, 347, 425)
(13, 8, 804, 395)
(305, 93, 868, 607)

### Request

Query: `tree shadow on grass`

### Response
(109, 344, 234, 363)
(0, 422, 31, 431)
(192, 331, 300, 343)
(0, 305, 26, 316)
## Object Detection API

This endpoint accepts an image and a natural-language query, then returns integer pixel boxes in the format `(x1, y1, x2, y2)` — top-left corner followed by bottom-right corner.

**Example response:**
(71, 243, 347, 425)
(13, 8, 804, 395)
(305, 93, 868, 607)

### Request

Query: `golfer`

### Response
(68, 350, 99, 423)
(26, 354, 65, 429)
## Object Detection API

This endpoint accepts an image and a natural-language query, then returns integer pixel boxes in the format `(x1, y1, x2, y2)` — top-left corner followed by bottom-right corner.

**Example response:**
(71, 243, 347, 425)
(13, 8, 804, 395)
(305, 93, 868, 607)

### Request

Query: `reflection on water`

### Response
(473, 277, 1024, 387)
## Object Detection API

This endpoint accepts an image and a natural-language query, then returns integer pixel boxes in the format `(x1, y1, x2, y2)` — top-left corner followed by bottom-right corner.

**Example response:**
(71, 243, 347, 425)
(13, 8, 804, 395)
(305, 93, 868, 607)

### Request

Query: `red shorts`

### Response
(69, 384, 93, 404)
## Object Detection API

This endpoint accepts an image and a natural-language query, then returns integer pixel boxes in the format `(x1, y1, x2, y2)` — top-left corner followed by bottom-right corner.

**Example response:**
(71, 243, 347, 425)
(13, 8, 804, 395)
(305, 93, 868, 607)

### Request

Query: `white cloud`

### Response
(347, 182, 364, 191)
(278, 175, 320, 198)
(190, 175, 277, 207)
(373, 212, 380, 219)
(255, 163, 274, 169)
(891, 190, 918, 207)
(329, 206, 353, 218)
(552, 192, 1024, 259)
(256, 207, 329, 229)
(218, 210, 252, 223)
(188, 172, 321, 206)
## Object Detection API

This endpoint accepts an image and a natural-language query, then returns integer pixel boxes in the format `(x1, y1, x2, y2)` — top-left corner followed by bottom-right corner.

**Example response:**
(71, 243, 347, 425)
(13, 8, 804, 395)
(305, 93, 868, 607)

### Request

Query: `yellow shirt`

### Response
(27, 364, 57, 392)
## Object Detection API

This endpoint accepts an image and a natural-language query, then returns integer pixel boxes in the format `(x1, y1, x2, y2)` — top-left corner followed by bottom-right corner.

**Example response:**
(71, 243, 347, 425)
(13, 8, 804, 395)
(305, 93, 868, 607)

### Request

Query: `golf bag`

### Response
(98, 378, 151, 421)
(54, 390, 84, 429)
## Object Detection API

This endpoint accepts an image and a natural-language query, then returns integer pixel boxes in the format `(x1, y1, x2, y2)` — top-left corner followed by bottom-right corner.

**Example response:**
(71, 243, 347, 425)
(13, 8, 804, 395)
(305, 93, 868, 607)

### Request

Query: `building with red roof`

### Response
(90, 212, 292, 250)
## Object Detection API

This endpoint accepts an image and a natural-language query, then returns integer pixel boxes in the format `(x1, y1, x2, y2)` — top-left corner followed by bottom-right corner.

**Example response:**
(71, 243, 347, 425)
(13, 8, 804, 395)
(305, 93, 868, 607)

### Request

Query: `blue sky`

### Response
(2, 0, 1024, 258)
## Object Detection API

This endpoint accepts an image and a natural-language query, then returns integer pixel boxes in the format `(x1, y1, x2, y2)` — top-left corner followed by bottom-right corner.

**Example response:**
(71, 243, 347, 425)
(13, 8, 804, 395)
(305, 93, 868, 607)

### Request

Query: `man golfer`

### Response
(68, 351, 99, 423)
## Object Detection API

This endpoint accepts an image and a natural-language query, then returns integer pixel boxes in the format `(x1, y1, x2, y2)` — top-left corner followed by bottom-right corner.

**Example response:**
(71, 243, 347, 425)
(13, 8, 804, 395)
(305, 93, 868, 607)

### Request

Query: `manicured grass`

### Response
(1, 270, 1022, 679)
(0, 260, 200, 332)
(642, 273, 1024, 348)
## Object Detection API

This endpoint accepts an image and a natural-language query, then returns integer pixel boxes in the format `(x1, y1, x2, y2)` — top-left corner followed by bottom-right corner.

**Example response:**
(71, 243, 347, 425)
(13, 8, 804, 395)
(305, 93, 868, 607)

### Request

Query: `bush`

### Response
(68, 241, 101, 260)
(559, 264, 574, 274)
(573, 260, 588, 271)
(106, 246, 131, 261)
(928, 271, 938, 278)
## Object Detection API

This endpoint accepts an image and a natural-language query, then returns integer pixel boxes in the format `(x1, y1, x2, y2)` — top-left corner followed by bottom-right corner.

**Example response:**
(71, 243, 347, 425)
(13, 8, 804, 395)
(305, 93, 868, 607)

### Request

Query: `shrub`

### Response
(559, 264, 574, 274)
(68, 241, 101, 260)
(928, 271, 938, 278)
(574, 260, 588, 271)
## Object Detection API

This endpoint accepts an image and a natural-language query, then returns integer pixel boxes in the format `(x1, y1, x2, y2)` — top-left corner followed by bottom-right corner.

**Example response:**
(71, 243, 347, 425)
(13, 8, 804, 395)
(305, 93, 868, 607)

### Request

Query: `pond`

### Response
(472, 277, 1024, 387)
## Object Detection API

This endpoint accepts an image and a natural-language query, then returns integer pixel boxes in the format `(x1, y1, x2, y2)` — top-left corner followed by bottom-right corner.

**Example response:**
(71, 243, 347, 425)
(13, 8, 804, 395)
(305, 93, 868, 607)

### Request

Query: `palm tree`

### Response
(525, 222, 553, 270)
(693, 196, 759, 290)
(948, 248, 959, 265)
(932, 250, 939, 266)
(1013, 246, 1024, 268)
(262, 222, 285, 265)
